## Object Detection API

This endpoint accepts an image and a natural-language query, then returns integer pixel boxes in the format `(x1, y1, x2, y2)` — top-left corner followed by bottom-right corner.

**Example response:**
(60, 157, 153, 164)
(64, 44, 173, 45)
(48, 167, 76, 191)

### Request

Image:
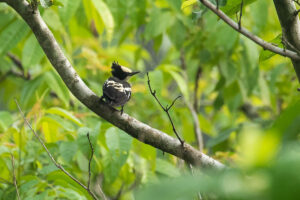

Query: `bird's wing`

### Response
(103, 79, 126, 101)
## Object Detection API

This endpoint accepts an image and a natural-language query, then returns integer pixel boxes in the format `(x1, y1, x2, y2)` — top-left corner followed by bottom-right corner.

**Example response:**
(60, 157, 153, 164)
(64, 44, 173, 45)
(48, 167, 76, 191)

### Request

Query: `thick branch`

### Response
(273, 0, 300, 81)
(198, 0, 300, 60)
(4, 0, 224, 169)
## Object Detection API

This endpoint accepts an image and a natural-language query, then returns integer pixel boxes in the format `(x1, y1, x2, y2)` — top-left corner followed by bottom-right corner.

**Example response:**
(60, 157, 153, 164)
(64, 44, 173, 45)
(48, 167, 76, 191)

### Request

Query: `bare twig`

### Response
(87, 132, 94, 190)
(147, 72, 184, 145)
(198, 0, 300, 60)
(7, 53, 30, 80)
(193, 67, 202, 111)
(282, 36, 300, 55)
(11, 154, 20, 200)
(238, 0, 243, 30)
(180, 52, 204, 151)
(294, 0, 300, 6)
(7, 53, 24, 72)
(97, 184, 108, 200)
(14, 99, 98, 200)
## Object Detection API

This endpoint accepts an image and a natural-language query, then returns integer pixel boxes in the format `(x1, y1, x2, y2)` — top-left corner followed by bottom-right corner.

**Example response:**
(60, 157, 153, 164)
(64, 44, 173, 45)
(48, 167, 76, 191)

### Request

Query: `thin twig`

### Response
(193, 67, 202, 111)
(7, 53, 24, 72)
(11, 154, 20, 200)
(97, 184, 108, 200)
(180, 52, 204, 151)
(282, 36, 300, 55)
(87, 132, 94, 190)
(7, 53, 30, 80)
(14, 99, 98, 200)
(147, 73, 184, 145)
(216, 0, 219, 10)
(238, 0, 243, 30)
(198, 0, 300, 60)
(294, 0, 300, 6)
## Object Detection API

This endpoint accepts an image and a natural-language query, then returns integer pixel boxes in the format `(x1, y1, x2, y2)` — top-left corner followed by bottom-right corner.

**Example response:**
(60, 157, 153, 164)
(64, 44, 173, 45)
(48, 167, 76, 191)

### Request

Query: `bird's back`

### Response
(102, 77, 131, 107)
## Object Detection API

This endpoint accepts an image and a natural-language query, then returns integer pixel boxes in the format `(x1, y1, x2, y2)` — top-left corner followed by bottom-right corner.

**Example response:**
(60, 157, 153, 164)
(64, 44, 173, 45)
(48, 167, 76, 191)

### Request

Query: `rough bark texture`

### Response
(273, 0, 300, 81)
(2, 0, 224, 169)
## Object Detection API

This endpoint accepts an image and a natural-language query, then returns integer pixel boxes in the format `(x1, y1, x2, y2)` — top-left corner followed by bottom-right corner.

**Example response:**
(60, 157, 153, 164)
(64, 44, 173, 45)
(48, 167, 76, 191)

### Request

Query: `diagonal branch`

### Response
(15, 99, 99, 200)
(3, 0, 224, 169)
(11, 154, 20, 200)
(87, 132, 94, 190)
(198, 0, 300, 60)
(147, 72, 184, 145)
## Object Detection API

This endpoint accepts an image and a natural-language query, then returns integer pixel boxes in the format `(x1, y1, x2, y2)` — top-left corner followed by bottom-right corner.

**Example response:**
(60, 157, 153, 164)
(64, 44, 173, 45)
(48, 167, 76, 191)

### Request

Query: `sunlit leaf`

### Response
(181, 0, 197, 10)
(91, 0, 115, 41)
(259, 34, 283, 62)
(46, 107, 83, 126)
(58, 0, 81, 25)
(168, 71, 190, 102)
(22, 34, 44, 70)
(44, 71, 70, 107)
(0, 19, 29, 55)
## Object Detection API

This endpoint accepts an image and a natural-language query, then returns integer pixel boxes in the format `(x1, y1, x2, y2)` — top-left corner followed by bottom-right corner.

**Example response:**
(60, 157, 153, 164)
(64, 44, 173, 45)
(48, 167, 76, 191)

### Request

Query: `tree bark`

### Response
(1, 0, 224, 169)
(273, 0, 300, 81)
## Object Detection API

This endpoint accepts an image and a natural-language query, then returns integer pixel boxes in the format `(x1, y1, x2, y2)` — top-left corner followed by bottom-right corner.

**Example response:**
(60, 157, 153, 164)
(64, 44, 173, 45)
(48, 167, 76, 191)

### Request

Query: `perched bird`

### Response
(101, 61, 139, 114)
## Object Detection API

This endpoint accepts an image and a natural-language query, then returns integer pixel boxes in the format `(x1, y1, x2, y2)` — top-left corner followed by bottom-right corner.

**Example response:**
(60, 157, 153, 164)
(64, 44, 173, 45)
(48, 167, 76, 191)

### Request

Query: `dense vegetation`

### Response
(1, 0, 300, 199)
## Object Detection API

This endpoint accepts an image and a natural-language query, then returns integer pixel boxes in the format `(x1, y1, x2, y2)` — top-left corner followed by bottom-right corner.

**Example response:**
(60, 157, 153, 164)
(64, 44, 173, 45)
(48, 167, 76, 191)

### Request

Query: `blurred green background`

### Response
(0, 0, 300, 199)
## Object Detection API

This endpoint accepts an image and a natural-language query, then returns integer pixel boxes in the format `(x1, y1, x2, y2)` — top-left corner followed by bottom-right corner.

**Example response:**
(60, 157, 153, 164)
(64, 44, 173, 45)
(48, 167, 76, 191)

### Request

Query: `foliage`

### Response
(0, 0, 299, 199)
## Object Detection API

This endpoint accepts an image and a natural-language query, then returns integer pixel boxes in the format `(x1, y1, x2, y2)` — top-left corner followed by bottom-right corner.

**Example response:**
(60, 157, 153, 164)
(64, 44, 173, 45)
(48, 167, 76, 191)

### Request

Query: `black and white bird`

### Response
(101, 61, 139, 114)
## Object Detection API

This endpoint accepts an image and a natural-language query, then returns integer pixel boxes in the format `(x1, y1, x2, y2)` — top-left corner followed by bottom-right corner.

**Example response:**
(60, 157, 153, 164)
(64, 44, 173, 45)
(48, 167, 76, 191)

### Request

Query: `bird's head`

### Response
(111, 61, 140, 80)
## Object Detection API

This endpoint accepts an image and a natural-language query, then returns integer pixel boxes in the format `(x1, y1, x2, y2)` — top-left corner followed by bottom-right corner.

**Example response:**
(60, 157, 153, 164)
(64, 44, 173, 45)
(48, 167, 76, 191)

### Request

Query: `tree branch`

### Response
(147, 72, 184, 145)
(273, 0, 300, 82)
(198, 0, 300, 60)
(15, 99, 99, 200)
(180, 51, 204, 151)
(10, 154, 20, 200)
(87, 132, 94, 190)
(3, 0, 224, 169)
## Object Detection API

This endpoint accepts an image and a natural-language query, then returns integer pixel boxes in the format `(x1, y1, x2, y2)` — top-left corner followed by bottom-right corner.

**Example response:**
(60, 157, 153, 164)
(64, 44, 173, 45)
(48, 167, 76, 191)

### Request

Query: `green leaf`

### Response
(91, 0, 115, 41)
(258, 72, 270, 105)
(0, 11, 15, 28)
(59, 141, 78, 163)
(156, 158, 180, 177)
(58, 0, 81, 25)
(22, 34, 44, 70)
(221, 0, 257, 16)
(0, 19, 29, 55)
(46, 107, 83, 126)
(259, 34, 282, 62)
(144, 9, 174, 41)
(0, 111, 13, 131)
(43, 8, 64, 31)
(44, 71, 70, 106)
(207, 127, 238, 147)
(104, 127, 132, 183)
(181, 0, 197, 10)
(20, 75, 45, 109)
(168, 71, 189, 102)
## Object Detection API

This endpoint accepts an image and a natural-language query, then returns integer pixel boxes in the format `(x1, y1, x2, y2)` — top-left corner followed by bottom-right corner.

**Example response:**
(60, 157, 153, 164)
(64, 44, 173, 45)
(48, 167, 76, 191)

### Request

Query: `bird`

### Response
(100, 61, 140, 114)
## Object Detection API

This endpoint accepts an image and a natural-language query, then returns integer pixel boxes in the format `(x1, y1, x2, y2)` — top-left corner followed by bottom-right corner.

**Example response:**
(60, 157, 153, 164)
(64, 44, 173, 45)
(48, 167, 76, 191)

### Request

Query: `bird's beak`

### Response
(129, 71, 140, 76)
